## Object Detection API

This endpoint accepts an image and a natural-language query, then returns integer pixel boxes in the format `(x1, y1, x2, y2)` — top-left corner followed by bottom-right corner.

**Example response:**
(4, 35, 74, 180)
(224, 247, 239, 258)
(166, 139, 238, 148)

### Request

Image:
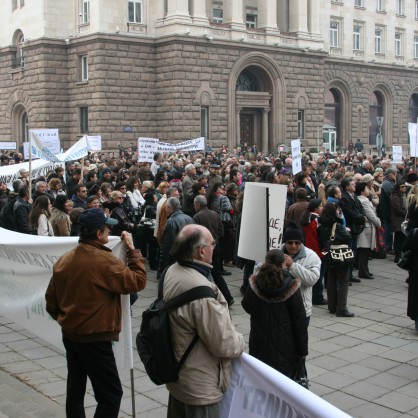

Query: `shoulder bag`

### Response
(139, 206, 156, 229)
(326, 223, 355, 266)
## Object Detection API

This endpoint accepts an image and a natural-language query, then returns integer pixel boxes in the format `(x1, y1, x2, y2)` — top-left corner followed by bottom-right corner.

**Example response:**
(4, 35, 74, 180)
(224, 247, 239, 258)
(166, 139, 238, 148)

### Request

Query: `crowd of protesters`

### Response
(2, 141, 418, 381)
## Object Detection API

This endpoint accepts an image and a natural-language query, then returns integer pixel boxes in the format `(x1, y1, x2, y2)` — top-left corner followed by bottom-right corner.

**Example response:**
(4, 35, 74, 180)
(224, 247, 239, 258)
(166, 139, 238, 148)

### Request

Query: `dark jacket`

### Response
(390, 191, 406, 233)
(242, 273, 308, 377)
(71, 194, 87, 210)
(318, 216, 352, 251)
(403, 229, 418, 320)
(45, 240, 146, 342)
(109, 202, 134, 236)
(13, 197, 32, 234)
(380, 178, 395, 220)
(158, 210, 194, 277)
(340, 190, 365, 233)
(193, 207, 224, 243)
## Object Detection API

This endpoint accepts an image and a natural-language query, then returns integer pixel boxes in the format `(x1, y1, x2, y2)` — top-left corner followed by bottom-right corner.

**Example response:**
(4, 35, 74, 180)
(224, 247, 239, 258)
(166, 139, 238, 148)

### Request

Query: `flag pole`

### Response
(28, 131, 32, 201)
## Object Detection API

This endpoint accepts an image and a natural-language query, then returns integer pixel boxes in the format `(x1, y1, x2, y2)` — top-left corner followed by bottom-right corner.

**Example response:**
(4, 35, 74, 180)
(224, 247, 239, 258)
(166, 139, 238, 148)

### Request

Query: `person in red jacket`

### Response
(301, 199, 327, 305)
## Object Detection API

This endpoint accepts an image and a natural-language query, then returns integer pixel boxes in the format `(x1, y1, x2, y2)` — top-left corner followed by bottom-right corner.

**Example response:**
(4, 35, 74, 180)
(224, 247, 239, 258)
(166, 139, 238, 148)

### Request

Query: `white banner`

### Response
(57, 136, 89, 162)
(24, 129, 60, 160)
(221, 353, 352, 418)
(87, 135, 102, 151)
(138, 137, 159, 163)
(29, 131, 60, 162)
(0, 159, 65, 190)
(0, 229, 133, 370)
(408, 123, 418, 157)
(238, 183, 287, 262)
(158, 137, 205, 152)
(392, 145, 403, 164)
(0, 142, 17, 150)
(291, 139, 302, 175)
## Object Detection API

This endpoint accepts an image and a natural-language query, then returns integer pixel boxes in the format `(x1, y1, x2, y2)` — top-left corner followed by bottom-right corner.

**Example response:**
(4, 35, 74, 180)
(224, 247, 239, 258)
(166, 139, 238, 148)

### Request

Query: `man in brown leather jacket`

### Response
(45, 208, 147, 418)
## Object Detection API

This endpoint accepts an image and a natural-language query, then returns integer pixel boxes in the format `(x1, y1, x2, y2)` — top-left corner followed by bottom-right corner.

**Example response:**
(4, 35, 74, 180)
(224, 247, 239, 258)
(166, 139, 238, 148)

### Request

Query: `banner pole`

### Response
(28, 132, 32, 201)
(130, 368, 136, 417)
(266, 188, 269, 253)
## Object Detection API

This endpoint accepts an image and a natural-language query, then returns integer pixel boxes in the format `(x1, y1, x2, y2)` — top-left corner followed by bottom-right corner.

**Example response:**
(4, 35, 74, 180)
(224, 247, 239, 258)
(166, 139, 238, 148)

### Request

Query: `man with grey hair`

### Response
(193, 195, 234, 306)
(182, 163, 198, 216)
(32, 180, 48, 201)
(157, 197, 194, 279)
(163, 224, 244, 417)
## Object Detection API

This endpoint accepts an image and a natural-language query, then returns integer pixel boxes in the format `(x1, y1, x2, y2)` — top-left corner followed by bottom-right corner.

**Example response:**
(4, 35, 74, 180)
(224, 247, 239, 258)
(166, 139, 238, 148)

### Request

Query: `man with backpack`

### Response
(162, 224, 244, 418)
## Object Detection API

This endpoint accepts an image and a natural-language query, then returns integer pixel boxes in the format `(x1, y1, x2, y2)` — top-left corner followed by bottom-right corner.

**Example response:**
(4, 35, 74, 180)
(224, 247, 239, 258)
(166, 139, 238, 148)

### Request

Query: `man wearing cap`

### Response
(282, 222, 321, 326)
(380, 168, 397, 254)
(208, 162, 222, 190)
(45, 208, 147, 418)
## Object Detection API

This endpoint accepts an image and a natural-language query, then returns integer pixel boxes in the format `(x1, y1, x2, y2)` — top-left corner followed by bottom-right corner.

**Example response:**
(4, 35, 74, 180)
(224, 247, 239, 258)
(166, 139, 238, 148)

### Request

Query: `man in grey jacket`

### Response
(163, 224, 244, 417)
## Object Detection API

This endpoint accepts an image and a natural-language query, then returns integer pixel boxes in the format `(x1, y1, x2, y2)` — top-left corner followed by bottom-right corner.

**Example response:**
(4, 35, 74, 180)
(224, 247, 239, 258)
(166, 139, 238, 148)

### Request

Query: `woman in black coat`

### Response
(139, 191, 158, 270)
(105, 191, 135, 237)
(403, 205, 418, 331)
(318, 202, 354, 317)
(242, 249, 308, 377)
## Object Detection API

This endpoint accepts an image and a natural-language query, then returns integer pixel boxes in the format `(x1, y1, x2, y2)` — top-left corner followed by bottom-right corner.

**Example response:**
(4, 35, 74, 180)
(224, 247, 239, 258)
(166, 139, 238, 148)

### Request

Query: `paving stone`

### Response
(342, 380, 391, 401)
(335, 363, 379, 380)
(365, 372, 412, 390)
(373, 392, 418, 413)
(379, 348, 418, 362)
(348, 401, 401, 418)
(3, 360, 43, 374)
(312, 370, 357, 390)
(356, 356, 399, 372)
(372, 335, 411, 348)
(322, 391, 367, 411)
(387, 363, 418, 380)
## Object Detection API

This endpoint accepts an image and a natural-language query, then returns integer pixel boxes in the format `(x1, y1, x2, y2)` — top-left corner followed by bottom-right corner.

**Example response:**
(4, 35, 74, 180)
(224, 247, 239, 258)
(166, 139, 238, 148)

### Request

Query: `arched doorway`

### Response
(409, 93, 418, 124)
(324, 88, 341, 147)
(12, 104, 29, 148)
(227, 53, 285, 153)
(369, 91, 384, 146)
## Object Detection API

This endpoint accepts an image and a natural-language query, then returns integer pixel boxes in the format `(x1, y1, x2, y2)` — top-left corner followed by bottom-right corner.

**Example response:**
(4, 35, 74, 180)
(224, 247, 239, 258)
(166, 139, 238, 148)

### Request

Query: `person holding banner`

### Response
(45, 208, 147, 418)
(242, 249, 308, 378)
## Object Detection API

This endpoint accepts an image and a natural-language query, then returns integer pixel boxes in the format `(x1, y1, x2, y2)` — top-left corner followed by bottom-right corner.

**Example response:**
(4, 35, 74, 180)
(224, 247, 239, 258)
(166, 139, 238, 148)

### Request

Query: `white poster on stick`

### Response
(392, 146, 403, 164)
(408, 123, 418, 157)
(291, 139, 302, 175)
(138, 137, 159, 162)
(238, 183, 287, 262)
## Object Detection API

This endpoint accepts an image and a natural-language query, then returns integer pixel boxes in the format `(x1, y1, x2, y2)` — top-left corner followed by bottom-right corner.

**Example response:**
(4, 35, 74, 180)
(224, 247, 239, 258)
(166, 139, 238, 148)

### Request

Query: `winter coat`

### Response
(109, 202, 134, 236)
(37, 213, 54, 236)
(390, 192, 407, 233)
(357, 195, 381, 249)
(403, 229, 418, 320)
(302, 212, 322, 259)
(380, 178, 395, 220)
(164, 261, 244, 405)
(50, 207, 71, 236)
(13, 197, 31, 234)
(242, 273, 308, 377)
(282, 244, 321, 317)
(340, 190, 365, 234)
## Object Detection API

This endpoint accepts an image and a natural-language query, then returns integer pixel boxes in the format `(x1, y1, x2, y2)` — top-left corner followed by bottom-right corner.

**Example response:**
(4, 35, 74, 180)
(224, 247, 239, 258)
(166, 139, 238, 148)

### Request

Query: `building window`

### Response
(414, 35, 418, 58)
(415, 0, 418, 18)
(297, 110, 305, 139)
(245, 14, 257, 29)
(330, 21, 339, 47)
(128, 0, 142, 23)
(213, 8, 223, 24)
(201, 107, 209, 140)
(81, 0, 90, 23)
(80, 55, 88, 81)
(375, 28, 383, 53)
(376, 0, 384, 11)
(395, 32, 402, 56)
(324, 88, 342, 147)
(353, 25, 361, 50)
(80, 107, 89, 133)
(12, 33, 25, 68)
(12, 0, 17, 11)
(396, 0, 403, 15)
(355, 0, 363, 6)
(236, 71, 260, 92)
(369, 91, 384, 145)
(409, 94, 418, 124)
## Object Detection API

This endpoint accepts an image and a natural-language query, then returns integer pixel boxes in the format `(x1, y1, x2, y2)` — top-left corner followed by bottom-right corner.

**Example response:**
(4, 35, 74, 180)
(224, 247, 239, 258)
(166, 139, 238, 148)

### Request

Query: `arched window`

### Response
(409, 93, 418, 124)
(236, 71, 260, 92)
(369, 91, 384, 145)
(12, 30, 25, 68)
(324, 88, 341, 146)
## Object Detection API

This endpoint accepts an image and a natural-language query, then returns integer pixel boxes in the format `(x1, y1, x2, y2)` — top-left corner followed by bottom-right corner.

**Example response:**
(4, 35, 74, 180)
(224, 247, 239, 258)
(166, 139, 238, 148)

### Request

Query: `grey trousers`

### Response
(167, 394, 221, 418)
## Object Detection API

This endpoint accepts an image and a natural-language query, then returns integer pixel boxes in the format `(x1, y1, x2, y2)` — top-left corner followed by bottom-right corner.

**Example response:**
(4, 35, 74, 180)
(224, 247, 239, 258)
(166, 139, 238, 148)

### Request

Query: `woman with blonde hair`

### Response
(28, 195, 54, 236)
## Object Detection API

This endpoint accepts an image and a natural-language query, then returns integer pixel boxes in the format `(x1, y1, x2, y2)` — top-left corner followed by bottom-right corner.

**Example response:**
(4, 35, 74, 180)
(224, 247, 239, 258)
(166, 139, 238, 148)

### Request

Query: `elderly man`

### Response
(182, 163, 198, 216)
(157, 197, 194, 278)
(163, 224, 244, 417)
(45, 208, 147, 418)
(282, 222, 321, 326)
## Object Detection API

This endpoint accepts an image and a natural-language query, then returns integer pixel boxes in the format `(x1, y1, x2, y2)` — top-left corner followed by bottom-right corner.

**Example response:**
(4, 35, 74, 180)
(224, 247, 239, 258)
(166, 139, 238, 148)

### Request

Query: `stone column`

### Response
(165, 0, 191, 23)
(308, 0, 320, 34)
(224, 0, 246, 30)
(236, 107, 242, 146)
(191, 0, 209, 24)
(258, 0, 280, 34)
(289, 0, 308, 34)
(262, 108, 270, 153)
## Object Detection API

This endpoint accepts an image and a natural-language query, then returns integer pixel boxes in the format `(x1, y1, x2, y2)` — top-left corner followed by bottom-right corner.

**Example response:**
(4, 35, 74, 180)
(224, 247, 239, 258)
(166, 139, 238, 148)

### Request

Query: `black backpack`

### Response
(136, 268, 216, 385)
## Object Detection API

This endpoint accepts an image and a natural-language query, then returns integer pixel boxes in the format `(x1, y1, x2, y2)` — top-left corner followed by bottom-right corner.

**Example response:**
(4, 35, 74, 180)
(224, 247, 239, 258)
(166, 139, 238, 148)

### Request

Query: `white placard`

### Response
(0, 142, 17, 150)
(87, 135, 102, 151)
(138, 137, 159, 162)
(24, 129, 60, 159)
(238, 183, 287, 262)
(158, 137, 205, 152)
(291, 139, 302, 175)
(392, 145, 403, 164)
(408, 123, 418, 157)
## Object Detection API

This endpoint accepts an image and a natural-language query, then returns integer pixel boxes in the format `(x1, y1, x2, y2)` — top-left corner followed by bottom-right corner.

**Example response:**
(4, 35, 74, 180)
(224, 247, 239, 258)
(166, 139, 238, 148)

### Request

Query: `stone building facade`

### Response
(1, 0, 418, 153)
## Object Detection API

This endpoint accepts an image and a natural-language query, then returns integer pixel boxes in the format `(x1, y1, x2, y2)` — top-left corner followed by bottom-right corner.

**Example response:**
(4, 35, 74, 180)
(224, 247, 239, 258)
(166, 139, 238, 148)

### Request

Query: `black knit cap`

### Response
(283, 221, 304, 243)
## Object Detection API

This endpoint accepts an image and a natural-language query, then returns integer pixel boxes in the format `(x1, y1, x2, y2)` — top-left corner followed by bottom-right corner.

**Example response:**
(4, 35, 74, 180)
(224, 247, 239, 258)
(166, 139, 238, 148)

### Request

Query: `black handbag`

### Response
(326, 223, 355, 266)
(397, 229, 417, 270)
(292, 357, 309, 390)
